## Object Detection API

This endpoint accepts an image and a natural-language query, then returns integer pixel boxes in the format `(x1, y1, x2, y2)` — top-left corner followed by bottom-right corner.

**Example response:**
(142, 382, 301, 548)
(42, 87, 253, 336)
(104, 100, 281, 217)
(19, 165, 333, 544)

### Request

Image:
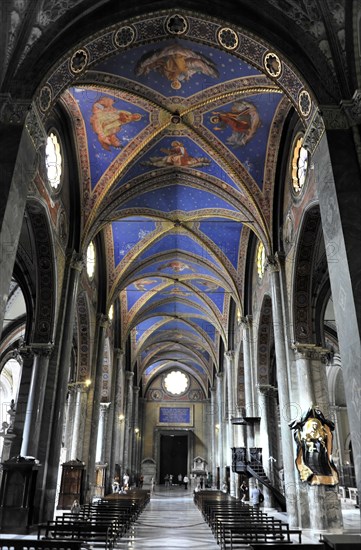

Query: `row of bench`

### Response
(194, 489, 310, 550)
(38, 490, 150, 549)
(0, 489, 150, 550)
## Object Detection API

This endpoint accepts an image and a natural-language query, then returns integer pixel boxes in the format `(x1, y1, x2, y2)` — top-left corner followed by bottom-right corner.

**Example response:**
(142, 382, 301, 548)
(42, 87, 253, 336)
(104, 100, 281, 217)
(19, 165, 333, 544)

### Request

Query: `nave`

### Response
(1, 486, 360, 549)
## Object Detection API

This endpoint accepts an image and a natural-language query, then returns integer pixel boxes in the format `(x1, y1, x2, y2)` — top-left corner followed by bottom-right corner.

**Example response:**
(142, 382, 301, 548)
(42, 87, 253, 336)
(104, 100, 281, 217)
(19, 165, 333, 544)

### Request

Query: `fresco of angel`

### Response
(210, 100, 261, 147)
(158, 260, 195, 272)
(133, 278, 158, 291)
(142, 140, 211, 168)
(90, 97, 142, 151)
(135, 43, 219, 90)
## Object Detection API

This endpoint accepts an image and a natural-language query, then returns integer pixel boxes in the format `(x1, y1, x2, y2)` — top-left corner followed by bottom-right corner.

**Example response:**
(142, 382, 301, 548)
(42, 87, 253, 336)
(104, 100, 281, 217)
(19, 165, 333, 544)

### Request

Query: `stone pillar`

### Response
(86, 314, 109, 498)
(0, 100, 43, 334)
(69, 384, 89, 461)
(107, 348, 124, 490)
(267, 256, 298, 526)
(96, 402, 111, 465)
(20, 344, 53, 458)
(123, 371, 134, 475)
(216, 372, 224, 478)
(257, 384, 278, 507)
(224, 351, 237, 496)
(210, 387, 217, 485)
(42, 252, 83, 520)
(241, 316, 255, 418)
(131, 386, 140, 477)
(305, 106, 361, 497)
(292, 345, 343, 531)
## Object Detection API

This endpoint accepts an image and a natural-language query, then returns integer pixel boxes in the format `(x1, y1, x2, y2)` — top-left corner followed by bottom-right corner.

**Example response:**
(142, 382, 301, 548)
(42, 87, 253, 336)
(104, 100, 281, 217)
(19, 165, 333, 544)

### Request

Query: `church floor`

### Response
(1, 486, 359, 548)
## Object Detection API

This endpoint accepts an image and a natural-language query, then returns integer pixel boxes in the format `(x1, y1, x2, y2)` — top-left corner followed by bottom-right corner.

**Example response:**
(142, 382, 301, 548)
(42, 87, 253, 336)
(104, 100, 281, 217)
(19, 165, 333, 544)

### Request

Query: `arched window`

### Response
(163, 370, 189, 396)
(86, 242, 96, 279)
(256, 241, 266, 279)
(45, 131, 62, 190)
(291, 135, 308, 195)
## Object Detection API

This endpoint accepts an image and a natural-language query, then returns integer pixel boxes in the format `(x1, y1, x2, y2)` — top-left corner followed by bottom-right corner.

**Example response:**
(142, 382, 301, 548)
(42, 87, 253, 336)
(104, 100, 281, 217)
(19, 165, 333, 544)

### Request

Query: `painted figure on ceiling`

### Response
(143, 141, 211, 168)
(135, 44, 219, 90)
(158, 260, 195, 272)
(90, 97, 142, 151)
(133, 279, 158, 291)
(289, 407, 339, 486)
(210, 100, 261, 147)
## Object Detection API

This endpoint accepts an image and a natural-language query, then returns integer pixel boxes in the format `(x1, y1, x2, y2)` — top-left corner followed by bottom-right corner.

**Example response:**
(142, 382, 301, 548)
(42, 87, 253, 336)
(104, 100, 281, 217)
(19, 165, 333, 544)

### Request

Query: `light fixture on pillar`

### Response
(119, 414, 125, 422)
(134, 427, 140, 435)
(215, 424, 220, 431)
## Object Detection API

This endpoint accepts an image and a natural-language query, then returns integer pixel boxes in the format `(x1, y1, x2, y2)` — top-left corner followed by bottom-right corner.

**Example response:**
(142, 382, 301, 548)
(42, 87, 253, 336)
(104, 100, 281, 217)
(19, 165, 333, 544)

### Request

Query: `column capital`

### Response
(30, 342, 54, 357)
(319, 104, 349, 130)
(224, 350, 235, 360)
(114, 348, 124, 358)
(265, 254, 280, 273)
(240, 315, 252, 328)
(125, 371, 134, 380)
(291, 341, 331, 362)
(97, 313, 109, 329)
(216, 371, 223, 380)
(100, 402, 111, 412)
(341, 89, 361, 126)
(133, 386, 140, 394)
(257, 384, 278, 397)
(68, 251, 84, 271)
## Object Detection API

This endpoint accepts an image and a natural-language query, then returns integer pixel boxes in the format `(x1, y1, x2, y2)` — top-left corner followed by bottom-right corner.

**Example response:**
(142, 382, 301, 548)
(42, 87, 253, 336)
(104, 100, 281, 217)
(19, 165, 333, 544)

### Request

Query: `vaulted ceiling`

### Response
(1, 2, 354, 396)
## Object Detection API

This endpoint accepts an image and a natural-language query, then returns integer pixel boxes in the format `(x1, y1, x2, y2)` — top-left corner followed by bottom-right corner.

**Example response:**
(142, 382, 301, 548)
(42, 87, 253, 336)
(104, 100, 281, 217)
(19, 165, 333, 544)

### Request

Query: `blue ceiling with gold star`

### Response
(62, 14, 294, 397)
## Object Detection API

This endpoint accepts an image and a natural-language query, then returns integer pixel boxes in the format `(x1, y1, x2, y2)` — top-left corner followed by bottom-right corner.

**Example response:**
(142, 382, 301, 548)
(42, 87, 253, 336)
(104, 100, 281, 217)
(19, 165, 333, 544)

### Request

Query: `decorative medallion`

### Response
(114, 25, 136, 48)
(70, 48, 89, 74)
(217, 27, 239, 50)
(264, 52, 282, 78)
(165, 14, 188, 35)
(39, 85, 52, 112)
(298, 89, 311, 117)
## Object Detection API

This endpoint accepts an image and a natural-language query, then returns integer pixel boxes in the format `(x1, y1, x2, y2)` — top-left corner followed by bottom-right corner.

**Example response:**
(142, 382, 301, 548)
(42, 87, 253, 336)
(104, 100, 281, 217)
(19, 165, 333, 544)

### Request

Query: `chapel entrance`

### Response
(159, 434, 188, 484)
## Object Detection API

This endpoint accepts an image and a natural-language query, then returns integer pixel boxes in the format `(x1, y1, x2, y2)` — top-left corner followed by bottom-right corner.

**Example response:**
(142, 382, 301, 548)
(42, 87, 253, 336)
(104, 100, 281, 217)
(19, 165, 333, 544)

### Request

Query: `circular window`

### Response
(291, 136, 309, 195)
(163, 370, 190, 396)
(86, 241, 96, 279)
(256, 241, 266, 279)
(45, 131, 62, 190)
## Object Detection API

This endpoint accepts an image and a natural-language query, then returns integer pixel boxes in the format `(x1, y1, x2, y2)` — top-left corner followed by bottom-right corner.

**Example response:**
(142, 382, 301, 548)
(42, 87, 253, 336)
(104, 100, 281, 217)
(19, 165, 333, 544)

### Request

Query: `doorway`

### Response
(160, 434, 188, 484)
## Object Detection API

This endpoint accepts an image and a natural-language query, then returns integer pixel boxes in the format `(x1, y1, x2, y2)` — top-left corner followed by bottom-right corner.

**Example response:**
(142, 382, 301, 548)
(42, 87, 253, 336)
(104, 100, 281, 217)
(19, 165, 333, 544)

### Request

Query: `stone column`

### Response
(0, 100, 43, 333)
(43, 252, 83, 520)
(20, 344, 53, 458)
(224, 351, 237, 496)
(241, 316, 256, 457)
(215, 372, 225, 483)
(292, 344, 343, 531)
(108, 348, 124, 488)
(96, 403, 111, 463)
(210, 386, 217, 485)
(305, 106, 361, 497)
(257, 384, 278, 507)
(267, 256, 298, 526)
(123, 371, 134, 475)
(70, 383, 89, 460)
(87, 314, 109, 498)
(131, 386, 140, 477)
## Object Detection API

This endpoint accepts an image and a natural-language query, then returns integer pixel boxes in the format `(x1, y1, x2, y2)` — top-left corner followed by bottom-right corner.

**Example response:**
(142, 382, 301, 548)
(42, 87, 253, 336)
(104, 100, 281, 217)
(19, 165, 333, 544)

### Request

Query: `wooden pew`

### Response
(0, 540, 84, 550)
